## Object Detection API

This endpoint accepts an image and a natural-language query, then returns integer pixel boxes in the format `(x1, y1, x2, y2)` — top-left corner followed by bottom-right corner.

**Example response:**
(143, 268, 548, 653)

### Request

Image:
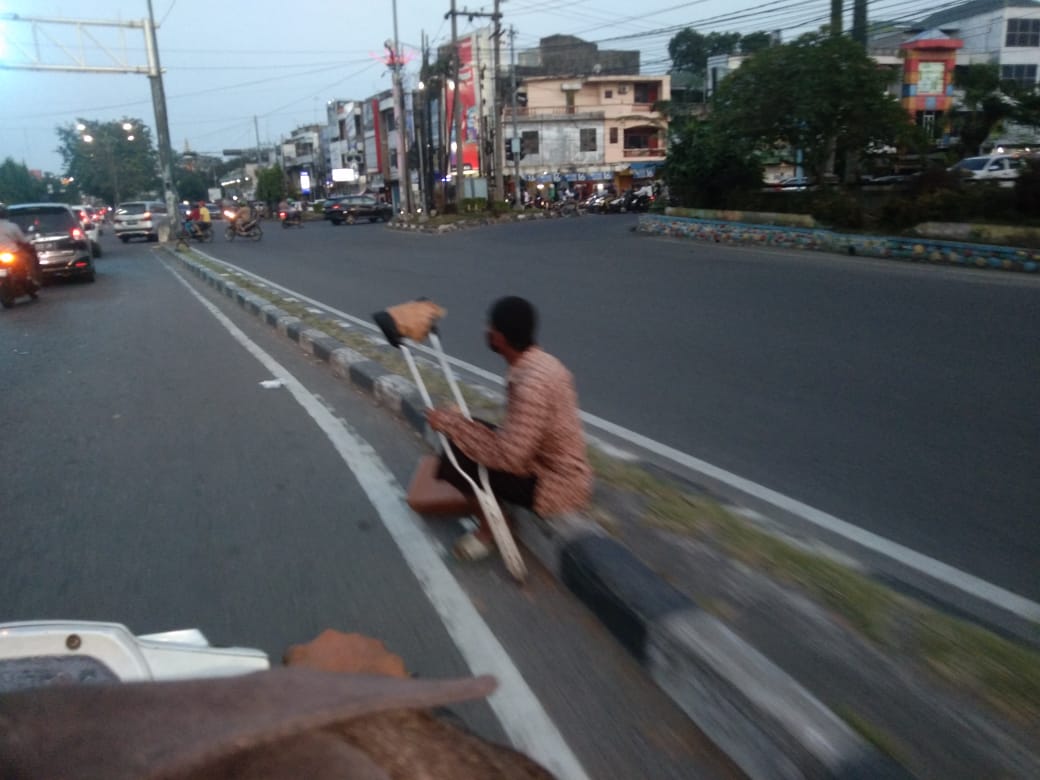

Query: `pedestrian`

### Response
(426, 296, 592, 560)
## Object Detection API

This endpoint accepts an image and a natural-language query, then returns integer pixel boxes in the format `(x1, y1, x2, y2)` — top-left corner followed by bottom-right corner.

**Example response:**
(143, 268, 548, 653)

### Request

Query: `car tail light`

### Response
(74, 260, 88, 268)
(0, 252, 15, 264)
(71, 227, 84, 240)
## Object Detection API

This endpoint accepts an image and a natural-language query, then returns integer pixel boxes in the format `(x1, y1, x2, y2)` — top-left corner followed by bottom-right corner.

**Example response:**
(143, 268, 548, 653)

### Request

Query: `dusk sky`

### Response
(0, 0, 940, 173)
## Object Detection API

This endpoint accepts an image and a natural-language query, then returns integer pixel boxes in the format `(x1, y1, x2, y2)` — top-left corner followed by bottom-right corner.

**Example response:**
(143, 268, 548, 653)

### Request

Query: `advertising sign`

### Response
(444, 36, 480, 174)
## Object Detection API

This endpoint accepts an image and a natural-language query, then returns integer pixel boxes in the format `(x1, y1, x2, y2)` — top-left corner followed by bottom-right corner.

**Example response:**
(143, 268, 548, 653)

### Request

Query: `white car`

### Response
(949, 154, 1023, 183)
(71, 205, 102, 257)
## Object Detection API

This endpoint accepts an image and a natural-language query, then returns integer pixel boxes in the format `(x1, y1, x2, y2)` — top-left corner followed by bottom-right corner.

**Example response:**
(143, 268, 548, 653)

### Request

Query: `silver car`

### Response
(113, 200, 170, 242)
(71, 205, 102, 257)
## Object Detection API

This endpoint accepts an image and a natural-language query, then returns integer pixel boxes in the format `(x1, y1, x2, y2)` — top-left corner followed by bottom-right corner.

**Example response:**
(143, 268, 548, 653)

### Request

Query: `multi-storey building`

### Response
(326, 100, 365, 194)
(502, 74, 670, 195)
(921, 0, 1040, 89)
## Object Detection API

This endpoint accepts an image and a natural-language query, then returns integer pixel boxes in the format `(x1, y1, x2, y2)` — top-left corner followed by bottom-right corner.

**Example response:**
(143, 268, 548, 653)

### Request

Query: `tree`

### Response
(175, 168, 211, 202)
(255, 165, 285, 205)
(663, 118, 763, 207)
(739, 31, 773, 55)
(0, 158, 47, 203)
(56, 118, 160, 205)
(711, 33, 909, 183)
(952, 64, 1017, 155)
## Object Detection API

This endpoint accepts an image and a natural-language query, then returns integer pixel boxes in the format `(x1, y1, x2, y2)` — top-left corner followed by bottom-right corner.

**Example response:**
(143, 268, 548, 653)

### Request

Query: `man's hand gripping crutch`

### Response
(373, 300, 527, 582)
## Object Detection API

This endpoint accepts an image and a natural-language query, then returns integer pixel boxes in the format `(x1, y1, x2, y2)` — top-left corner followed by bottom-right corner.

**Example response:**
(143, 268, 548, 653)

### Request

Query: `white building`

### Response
(921, 0, 1040, 89)
(326, 100, 365, 193)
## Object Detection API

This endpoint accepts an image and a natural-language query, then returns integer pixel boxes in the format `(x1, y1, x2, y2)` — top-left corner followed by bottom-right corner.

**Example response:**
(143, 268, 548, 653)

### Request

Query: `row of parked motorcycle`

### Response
(517, 186, 656, 215)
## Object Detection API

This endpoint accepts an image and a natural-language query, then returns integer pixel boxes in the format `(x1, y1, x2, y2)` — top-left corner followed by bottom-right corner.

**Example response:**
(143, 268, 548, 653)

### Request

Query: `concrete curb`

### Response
(638, 213, 1040, 273)
(164, 247, 908, 780)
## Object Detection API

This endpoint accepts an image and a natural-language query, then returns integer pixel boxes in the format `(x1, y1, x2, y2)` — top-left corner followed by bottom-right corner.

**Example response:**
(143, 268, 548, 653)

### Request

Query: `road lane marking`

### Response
(164, 260, 590, 780)
(189, 251, 1040, 626)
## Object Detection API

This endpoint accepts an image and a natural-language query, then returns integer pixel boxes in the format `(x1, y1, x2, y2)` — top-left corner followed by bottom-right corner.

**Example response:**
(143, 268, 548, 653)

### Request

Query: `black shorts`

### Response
(436, 421, 537, 510)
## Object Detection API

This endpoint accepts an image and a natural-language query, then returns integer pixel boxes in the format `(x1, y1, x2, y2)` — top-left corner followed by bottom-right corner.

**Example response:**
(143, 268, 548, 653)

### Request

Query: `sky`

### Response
(0, 0, 943, 174)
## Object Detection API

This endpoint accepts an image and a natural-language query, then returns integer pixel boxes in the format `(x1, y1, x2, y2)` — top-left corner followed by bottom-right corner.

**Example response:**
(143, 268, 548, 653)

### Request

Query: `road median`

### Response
(162, 244, 1040, 779)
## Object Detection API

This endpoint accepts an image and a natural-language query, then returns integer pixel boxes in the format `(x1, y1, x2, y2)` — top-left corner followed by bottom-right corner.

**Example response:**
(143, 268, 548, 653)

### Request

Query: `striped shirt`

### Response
(439, 347, 592, 516)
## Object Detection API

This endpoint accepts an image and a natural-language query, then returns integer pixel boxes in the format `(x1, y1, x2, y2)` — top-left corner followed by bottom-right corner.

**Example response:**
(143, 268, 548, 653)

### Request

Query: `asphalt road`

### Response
(202, 214, 1040, 602)
(0, 233, 737, 780)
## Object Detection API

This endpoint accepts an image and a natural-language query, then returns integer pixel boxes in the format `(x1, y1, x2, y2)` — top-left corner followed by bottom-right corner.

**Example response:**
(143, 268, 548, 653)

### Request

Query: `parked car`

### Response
(324, 194, 393, 225)
(774, 176, 814, 191)
(205, 202, 222, 220)
(7, 203, 95, 281)
(113, 200, 170, 242)
(71, 204, 102, 257)
(949, 154, 1023, 182)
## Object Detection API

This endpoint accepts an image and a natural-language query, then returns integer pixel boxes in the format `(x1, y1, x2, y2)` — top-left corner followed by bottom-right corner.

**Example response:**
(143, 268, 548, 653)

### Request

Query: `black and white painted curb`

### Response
(166, 248, 908, 780)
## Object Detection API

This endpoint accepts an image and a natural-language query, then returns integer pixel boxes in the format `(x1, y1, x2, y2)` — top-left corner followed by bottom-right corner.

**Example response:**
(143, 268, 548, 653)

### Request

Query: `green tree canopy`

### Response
(952, 64, 1018, 155)
(710, 33, 909, 182)
(663, 118, 763, 207)
(255, 165, 285, 204)
(56, 118, 160, 205)
(175, 167, 211, 202)
(0, 158, 47, 203)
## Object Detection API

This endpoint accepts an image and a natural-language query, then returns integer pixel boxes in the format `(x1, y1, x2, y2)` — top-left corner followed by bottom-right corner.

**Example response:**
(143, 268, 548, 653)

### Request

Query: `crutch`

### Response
(373, 300, 527, 582)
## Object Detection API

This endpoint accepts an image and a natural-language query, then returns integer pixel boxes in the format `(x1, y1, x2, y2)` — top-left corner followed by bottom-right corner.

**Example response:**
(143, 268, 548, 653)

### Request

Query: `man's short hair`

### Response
(489, 296, 537, 351)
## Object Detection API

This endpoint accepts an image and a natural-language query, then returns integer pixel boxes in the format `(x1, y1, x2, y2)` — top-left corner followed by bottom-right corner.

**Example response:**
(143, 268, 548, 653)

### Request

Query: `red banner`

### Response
(445, 37, 480, 173)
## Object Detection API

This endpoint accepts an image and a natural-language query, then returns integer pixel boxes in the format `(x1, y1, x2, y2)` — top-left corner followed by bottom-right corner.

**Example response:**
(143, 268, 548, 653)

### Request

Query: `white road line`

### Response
(164, 261, 590, 780)
(188, 251, 1040, 625)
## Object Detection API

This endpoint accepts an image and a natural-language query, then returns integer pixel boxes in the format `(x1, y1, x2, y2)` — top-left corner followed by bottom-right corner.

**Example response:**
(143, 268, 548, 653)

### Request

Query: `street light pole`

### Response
(144, 0, 178, 241)
(389, 0, 413, 216)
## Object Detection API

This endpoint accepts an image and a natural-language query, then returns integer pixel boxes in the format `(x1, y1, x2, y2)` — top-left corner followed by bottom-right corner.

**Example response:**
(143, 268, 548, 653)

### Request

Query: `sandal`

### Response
(453, 531, 492, 562)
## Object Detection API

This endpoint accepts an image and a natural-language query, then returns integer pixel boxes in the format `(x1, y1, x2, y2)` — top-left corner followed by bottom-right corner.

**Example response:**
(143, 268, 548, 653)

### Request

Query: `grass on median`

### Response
(585, 448, 1040, 725)
(176, 248, 503, 419)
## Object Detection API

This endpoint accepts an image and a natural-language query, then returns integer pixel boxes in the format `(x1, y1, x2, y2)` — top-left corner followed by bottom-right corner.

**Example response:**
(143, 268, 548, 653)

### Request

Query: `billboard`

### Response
(444, 36, 480, 174)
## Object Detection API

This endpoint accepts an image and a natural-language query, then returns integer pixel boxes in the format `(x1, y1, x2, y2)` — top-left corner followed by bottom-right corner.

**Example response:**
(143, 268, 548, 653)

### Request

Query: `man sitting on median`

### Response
(426, 296, 593, 561)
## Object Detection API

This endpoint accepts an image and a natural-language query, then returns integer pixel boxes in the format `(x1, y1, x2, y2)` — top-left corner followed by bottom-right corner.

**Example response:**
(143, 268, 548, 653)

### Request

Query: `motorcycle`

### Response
(224, 215, 264, 242)
(0, 245, 40, 309)
(176, 220, 214, 245)
(0, 620, 267, 691)
(279, 209, 303, 228)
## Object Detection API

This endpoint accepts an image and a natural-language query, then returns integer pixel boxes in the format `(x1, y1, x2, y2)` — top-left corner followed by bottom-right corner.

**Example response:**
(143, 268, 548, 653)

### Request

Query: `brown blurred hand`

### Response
(284, 629, 408, 678)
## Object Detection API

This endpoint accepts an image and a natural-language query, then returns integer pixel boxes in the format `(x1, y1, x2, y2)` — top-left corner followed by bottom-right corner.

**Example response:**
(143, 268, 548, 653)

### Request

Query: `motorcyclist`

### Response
(0, 203, 41, 286)
(233, 201, 255, 234)
(195, 201, 212, 235)
(278, 198, 299, 224)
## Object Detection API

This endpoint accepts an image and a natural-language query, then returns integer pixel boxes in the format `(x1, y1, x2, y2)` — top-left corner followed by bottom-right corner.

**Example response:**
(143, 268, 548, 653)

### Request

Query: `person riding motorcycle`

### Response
(278, 198, 301, 225)
(232, 202, 257, 234)
(0, 203, 41, 286)
(194, 201, 212, 236)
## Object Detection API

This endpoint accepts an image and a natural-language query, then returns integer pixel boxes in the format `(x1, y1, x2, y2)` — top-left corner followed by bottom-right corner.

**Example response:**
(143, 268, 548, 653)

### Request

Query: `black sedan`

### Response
(324, 195, 393, 225)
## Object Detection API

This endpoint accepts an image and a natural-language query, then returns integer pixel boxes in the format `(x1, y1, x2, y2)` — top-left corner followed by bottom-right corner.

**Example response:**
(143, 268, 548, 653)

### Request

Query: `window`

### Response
(521, 130, 539, 155)
(609, 127, 618, 144)
(618, 84, 628, 94)
(1002, 64, 1038, 89)
(604, 89, 613, 99)
(566, 91, 576, 114)
(580, 129, 596, 152)
(633, 83, 659, 104)
(1006, 18, 1040, 47)
(390, 150, 398, 169)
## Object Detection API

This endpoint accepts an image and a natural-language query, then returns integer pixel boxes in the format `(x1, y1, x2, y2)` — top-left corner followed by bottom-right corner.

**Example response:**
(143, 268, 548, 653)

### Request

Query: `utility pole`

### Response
(253, 115, 262, 165)
(444, 3, 502, 205)
(447, 1, 465, 204)
(829, 0, 843, 36)
(492, 0, 504, 203)
(852, 0, 868, 45)
(389, 0, 413, 216)
(509, 25, 522, 210)
(416, 31, 428, 213)
(145, 0, 178, 241)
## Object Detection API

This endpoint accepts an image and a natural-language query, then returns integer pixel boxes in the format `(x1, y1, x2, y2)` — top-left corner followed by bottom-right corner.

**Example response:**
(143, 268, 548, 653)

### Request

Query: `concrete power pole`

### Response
(509, 26, 521, 210)
(145, 0, 178, 241)
(492, 0, 504, 203)
(447, 1, 465, 204)
(390, 0, 413, 216)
